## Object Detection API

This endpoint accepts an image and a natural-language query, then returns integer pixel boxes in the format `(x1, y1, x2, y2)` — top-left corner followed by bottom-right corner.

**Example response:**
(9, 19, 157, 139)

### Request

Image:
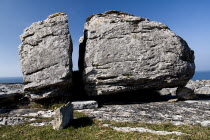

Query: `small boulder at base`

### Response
(53, 102, 73, 130)
(19, 12, 73, 101)
(79, 10, 195, 96)
(176, 87, 198, 100)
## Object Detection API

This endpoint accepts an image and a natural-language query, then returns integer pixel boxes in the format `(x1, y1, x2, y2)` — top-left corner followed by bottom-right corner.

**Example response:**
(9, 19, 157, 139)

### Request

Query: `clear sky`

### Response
(0, 0, 209, 77)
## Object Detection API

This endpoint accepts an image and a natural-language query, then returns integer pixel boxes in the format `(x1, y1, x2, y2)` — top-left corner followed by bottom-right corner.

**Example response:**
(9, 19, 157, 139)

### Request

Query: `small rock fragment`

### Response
(157, 88, 171, 96)
(53, 102, 73, 130)
(167, 98, 178, 103)
(176, 87, 198, 100)
(200, 121, 210, 127)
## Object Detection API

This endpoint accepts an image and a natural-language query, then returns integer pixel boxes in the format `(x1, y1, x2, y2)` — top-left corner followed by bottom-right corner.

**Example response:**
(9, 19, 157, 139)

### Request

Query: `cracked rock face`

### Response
(79, 10, 195, 96)
(19, 13, 73, 100)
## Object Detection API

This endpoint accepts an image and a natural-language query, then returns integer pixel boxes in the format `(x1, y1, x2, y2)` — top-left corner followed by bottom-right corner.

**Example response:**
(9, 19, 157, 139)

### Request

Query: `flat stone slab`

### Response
(0, 109, 54, 118)
(0, 109, 54, 126)
(102, 124, 185, 135)
(0, 84, 23, 94)
(79, 99, 210, 126)
(0, 117, 36, 125)
(72, 100, 98, 110)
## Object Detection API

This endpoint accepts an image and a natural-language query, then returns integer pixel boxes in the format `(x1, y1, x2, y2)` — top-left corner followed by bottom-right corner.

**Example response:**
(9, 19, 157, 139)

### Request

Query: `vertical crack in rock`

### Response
(19, 12, 73, 101)
(78, 30, 88, 74)
(79, 10, 195, 96)
(75, 30, 89, 98)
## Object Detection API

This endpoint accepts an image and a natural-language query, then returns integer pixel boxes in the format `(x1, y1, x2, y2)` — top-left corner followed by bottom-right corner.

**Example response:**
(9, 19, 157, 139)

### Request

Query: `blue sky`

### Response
(0, 0, 209, 77)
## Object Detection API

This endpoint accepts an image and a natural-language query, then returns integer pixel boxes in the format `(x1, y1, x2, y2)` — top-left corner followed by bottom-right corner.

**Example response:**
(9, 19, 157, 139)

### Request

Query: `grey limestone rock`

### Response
(176, 87, 198, 100)
(0, 109, 54, 126)
(53, 102, 73, 130)
(0, 117, 35, 126)
(72, 100, 98, 110)
(160, 88, 177, 96)
(19, 13, 73, 100)
(0, 84, 24, 105)
(79, 10, 195, 96)
(110, 126, 185, 135)
(157, 80, 210, 98)
(187, 80, 210, 95)
(80, 99, 210, 126)
(200, 121, 210, 127)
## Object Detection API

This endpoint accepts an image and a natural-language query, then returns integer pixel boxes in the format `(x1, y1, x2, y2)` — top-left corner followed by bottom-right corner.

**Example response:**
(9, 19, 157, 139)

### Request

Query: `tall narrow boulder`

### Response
(19, 13, 73, 100)
(79, 11, 195, 96)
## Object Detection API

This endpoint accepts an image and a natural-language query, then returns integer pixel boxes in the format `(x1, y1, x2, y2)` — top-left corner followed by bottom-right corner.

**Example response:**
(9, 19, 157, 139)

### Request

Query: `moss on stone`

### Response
(49, 12, 66, 18)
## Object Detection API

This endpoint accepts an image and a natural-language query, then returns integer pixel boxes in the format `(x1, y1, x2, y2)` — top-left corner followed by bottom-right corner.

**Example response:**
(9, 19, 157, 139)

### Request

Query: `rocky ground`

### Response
(0, 109, 54, 126)
(0, 80, 210, 128)
(79, 99, 210, 127)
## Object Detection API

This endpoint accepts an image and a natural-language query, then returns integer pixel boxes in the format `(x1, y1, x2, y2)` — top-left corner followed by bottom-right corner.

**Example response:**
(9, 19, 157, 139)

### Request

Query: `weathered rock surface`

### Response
(200, 121, 210, 127)
(102, 124, 185, 135)
(159, 80, 210, 97)
(0, 117, 35, 125)
(72, 100, 98, 110)
(53, 102, 73, 130)
(0, 108, 54, 118)
(79, 99, 210, 126)
(79, 10, 195, 96)
(187, 80, 210, 95)
(157, 88, 177, 96)
(19, 12, 73, 100)
(0, 109, 54, 126)
(0, 84, 24, 105)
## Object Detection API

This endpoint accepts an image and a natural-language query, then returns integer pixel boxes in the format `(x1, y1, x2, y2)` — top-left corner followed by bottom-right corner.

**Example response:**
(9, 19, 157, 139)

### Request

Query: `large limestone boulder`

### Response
(79, 11, 195, 96)
(19, 13, 73, 100)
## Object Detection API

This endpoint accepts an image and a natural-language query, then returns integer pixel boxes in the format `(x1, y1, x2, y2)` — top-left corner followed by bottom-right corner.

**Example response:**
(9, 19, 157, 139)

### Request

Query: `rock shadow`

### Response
(70, 116, 94, 129)
(91, 89, 177, 107)
(196, 94, 210, 99)
(0, 96, 30, 109)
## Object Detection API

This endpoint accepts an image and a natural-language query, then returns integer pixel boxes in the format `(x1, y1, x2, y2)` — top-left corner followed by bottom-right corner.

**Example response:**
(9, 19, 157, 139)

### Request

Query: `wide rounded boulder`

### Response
(79, 10, 195, 96)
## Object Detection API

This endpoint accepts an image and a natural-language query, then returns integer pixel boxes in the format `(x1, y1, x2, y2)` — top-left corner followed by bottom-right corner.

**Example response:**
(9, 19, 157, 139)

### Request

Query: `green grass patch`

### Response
(0, 112, 209, 140)
(18, 102, 66, 110)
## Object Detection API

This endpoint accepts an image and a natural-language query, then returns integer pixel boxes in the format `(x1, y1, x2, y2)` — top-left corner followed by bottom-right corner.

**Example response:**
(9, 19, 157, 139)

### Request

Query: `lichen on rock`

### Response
(48, 12, 66, 18)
